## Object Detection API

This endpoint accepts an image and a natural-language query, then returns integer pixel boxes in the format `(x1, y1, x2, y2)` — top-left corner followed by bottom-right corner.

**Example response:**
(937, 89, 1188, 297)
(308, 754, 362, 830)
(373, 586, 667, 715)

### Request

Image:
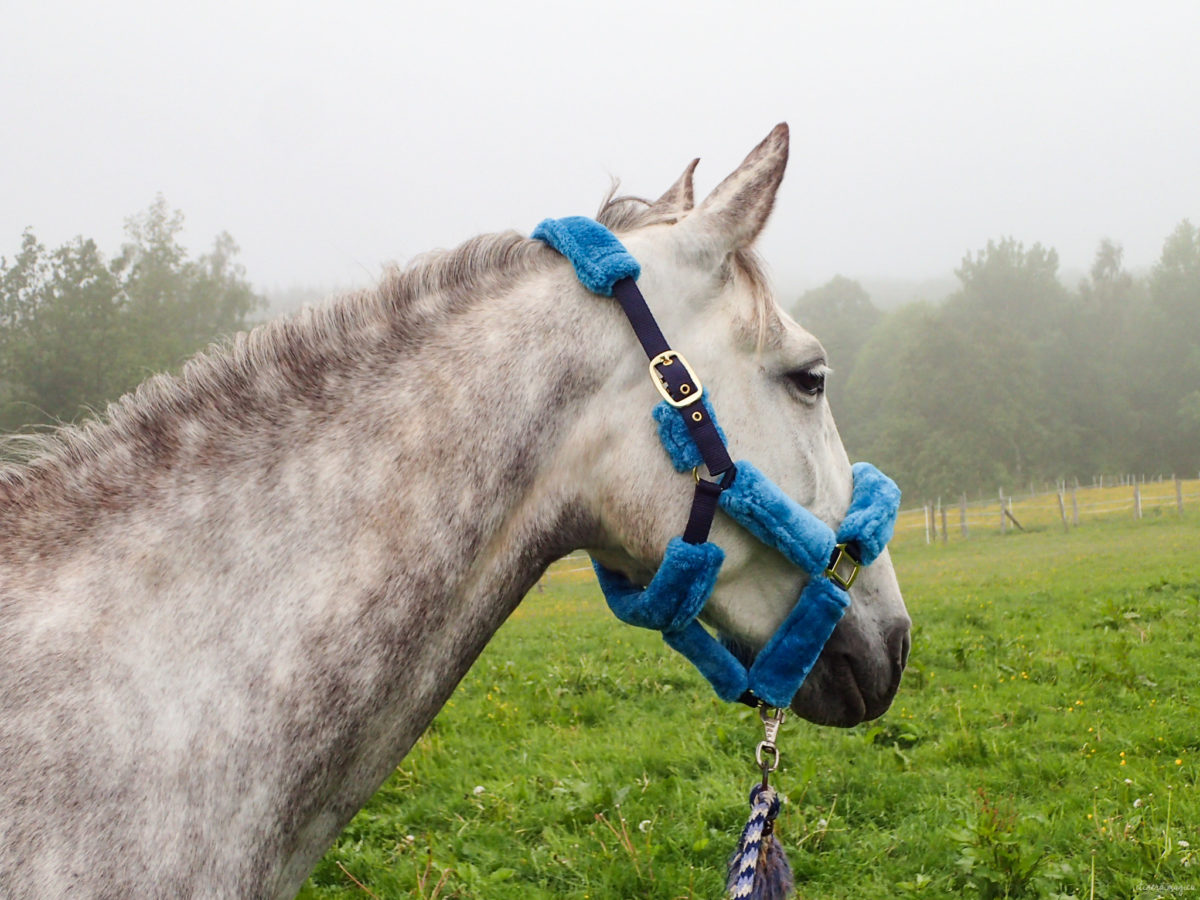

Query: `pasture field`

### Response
(300, 514, 1199, 899)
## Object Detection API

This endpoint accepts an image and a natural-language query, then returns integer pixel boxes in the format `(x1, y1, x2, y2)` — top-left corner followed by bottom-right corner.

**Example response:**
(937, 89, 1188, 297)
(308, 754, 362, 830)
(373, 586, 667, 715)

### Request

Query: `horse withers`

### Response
(0, 123, 908, 898)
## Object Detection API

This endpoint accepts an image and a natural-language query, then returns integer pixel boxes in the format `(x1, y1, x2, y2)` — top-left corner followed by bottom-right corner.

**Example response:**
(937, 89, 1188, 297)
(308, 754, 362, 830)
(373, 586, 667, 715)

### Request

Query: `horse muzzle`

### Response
(788, 616, 910, 727)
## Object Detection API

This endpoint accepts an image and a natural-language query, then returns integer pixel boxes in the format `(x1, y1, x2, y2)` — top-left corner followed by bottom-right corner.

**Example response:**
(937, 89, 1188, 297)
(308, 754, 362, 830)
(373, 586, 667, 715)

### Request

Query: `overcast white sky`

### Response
(3, 1, 1198, 301)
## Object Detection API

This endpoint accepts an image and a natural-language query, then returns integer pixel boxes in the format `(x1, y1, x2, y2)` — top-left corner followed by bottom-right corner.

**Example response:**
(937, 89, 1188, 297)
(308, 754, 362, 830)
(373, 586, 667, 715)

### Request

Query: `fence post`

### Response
(1176, 476, 1184, 514)
(924, 503, 931, 545)
(1072, 478, 1080, 526)
(1057, 489, 1068, 532)
(960, 493, 969, 539)
(941, 502, 949, 544)
(1134, 482, 1142, 520)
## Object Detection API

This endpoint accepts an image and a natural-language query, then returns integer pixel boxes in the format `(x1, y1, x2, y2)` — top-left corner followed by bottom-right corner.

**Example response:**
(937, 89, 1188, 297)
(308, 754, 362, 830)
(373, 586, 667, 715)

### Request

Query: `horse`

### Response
(0, 123, 909, 898)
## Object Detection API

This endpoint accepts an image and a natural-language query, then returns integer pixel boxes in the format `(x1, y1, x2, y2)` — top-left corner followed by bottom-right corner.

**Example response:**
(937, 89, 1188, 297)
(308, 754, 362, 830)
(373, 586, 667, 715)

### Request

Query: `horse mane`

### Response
(0, 187, 776, 512)
(0, 229, 551, 512)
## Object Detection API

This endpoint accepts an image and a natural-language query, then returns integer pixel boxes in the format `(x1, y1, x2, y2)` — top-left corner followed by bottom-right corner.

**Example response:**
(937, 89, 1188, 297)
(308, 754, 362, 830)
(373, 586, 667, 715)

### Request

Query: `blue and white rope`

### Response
(727, 784, 792, 899)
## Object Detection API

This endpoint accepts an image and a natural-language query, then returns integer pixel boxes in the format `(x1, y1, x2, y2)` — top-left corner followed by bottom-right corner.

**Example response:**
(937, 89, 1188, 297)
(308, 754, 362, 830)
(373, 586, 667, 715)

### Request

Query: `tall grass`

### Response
(299, 515, 1199, 899)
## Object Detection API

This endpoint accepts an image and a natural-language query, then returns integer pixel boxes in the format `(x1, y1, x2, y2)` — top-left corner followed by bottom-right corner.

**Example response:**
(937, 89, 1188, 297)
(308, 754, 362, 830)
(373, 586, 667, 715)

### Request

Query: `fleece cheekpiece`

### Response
(533, 215, 901, 708)
(594, 404, 900, 707)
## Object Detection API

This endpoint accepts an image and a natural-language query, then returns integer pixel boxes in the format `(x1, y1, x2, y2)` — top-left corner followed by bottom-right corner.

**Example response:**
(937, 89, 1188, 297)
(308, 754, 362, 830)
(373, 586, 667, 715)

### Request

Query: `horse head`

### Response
(580, 124, 910, 726)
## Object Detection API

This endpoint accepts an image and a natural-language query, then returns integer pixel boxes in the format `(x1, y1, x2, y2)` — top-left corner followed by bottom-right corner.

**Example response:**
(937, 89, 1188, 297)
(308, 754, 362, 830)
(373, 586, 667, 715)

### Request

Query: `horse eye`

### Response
(785, 368, 826, 397)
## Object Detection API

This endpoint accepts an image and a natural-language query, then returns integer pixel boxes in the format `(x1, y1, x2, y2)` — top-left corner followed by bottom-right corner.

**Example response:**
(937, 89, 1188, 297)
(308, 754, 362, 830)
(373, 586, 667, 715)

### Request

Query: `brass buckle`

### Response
(649, 351, 704, 408)
(825, 543, 861, 590)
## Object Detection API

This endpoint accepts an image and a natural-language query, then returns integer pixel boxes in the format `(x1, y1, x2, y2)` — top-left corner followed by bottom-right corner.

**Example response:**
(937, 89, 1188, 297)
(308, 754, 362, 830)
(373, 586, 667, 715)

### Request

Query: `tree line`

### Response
(4, 202, 1196, 502)
(796, 222, 1200, 500)
(0, 197, 263, 437)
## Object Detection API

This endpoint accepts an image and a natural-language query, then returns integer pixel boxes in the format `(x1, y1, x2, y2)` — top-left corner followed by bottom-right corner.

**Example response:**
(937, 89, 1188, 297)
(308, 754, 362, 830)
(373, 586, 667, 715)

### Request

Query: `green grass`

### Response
(299, 515, 1200, 899)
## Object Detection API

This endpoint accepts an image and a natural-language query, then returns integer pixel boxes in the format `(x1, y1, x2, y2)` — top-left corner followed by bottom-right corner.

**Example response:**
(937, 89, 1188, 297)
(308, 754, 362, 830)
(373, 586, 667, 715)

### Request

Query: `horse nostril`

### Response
(891, 625, 911, 671)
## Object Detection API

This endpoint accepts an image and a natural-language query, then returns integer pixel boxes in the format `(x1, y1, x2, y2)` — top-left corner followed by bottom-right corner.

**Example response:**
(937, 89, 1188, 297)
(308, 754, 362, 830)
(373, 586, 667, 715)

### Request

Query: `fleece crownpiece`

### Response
(532, 216, 641, 296)
(534, 216, 901, 708)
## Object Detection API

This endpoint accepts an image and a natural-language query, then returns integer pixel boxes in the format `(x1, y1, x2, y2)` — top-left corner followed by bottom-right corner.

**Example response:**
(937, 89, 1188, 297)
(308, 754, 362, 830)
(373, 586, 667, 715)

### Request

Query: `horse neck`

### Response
(0, 262, 622, 892)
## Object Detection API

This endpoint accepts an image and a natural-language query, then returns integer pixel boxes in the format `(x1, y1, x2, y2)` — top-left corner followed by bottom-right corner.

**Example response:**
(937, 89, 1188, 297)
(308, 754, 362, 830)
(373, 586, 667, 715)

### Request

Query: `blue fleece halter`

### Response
(533, 216, 901, 709)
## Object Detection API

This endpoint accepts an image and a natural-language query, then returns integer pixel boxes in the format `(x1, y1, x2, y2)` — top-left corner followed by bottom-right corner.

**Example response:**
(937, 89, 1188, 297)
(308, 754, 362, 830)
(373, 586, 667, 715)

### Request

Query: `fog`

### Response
(4, 1, 1198, 300)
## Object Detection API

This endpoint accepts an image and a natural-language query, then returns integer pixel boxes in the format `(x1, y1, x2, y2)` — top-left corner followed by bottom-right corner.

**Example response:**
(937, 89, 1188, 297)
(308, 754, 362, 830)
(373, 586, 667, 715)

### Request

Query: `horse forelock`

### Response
(596, 186, 779, 346)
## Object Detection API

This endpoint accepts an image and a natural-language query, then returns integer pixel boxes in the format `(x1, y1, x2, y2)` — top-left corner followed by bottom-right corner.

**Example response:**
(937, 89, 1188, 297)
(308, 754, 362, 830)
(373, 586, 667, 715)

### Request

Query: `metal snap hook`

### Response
(755, 706, 785, 774)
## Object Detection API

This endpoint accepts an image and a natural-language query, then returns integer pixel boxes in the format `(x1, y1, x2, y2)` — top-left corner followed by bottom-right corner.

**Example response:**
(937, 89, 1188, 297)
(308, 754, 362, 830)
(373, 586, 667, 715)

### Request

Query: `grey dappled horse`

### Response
(0, 124, 908, 898)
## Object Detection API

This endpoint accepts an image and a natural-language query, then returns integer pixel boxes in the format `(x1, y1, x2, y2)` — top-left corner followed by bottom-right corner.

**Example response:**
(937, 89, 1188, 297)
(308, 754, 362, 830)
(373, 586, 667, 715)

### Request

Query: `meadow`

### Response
(299, 512, 1199, 899)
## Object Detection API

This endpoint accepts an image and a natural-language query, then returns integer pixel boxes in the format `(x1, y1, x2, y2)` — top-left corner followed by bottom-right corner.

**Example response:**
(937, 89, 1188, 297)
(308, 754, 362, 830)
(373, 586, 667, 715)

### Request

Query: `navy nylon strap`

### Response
(683, 479, 724, 545)
(611, 276, 671, 359)
(611, 277, 734, 480)
(532, 217, 735, 544)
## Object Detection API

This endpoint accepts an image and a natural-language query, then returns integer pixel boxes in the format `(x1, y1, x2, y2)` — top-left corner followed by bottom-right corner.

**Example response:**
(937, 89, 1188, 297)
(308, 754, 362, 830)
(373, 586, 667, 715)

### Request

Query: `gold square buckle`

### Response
(825, 543, 861, 590)
(649, 351, 704, 408)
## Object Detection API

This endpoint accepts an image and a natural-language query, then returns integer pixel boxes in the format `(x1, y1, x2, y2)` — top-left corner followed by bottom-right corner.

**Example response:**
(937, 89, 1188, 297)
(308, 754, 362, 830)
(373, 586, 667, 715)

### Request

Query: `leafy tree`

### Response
(0, 197, 263, 434)
(1145, 220, 1200, 471)
(836, 226, 1199, 498)
(1066, 240, 1149, 472)
(842, 300, 1051, 499)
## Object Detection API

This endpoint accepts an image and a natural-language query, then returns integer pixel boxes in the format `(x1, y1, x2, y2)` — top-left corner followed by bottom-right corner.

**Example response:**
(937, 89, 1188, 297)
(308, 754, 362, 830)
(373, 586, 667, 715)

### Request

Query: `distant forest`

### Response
(3, 202, 1197, 501)
(794, 224, 1200, 499)
(0, 198, 263, 441)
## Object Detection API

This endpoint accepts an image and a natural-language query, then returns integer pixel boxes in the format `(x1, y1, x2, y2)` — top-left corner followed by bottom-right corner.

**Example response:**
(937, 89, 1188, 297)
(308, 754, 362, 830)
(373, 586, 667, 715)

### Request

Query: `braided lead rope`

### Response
(726, 708, 794, 899)
(727, 784, 792, 899)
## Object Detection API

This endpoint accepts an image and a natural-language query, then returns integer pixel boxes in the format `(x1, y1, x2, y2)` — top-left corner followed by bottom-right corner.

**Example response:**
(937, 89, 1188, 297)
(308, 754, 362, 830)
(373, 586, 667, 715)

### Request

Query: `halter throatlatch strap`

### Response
(532, 216, 901, 708)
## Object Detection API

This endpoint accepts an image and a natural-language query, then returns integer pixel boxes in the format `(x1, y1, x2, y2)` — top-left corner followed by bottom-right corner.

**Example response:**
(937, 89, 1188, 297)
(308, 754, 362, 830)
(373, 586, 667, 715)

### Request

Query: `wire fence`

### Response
(894, 475, 1199, 548)
(538, 474, 1199, 584)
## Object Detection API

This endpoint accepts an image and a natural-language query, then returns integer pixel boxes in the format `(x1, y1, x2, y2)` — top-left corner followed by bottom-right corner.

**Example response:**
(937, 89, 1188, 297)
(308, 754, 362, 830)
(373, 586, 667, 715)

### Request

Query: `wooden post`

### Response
(941, 502, 949, 544)
(1057, 490, 1068, 532)
(930, 500, 938, 542)
(923, 503, 931, 545)
(960, 493, 969, 539)
(999, 488, 1007, 534)
(1134, 482, 1142, 520)
(1004, 498, 1026, 531)
(1072, 479, 1080, 526)
(1176, 476, 1184, 514)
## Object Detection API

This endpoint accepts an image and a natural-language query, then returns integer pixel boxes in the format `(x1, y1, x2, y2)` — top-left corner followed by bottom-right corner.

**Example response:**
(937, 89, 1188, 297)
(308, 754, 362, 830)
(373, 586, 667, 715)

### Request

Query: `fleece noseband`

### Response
(533, 217, 901, 709)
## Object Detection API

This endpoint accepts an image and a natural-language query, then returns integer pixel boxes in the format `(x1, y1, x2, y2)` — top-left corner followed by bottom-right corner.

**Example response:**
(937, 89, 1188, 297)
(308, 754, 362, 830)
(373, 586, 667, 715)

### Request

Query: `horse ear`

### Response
(688, 123, 789, 251)
(648, 158, 700, 217)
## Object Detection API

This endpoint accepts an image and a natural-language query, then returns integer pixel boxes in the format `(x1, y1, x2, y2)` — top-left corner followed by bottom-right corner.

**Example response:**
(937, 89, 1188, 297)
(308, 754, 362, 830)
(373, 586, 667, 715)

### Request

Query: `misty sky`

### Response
(4, 1, 1198, 300)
